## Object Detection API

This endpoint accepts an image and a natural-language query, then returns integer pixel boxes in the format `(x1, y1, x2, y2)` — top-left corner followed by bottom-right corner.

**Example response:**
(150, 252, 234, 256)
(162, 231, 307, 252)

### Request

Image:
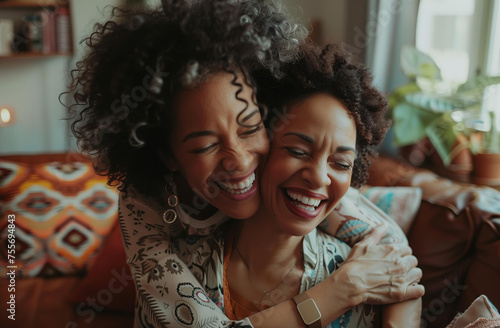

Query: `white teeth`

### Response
(286, 190, 322, 208)
(218, 173, 255, 193)
(307, 198, 317, 206)
(223, 184, 252, 195)
(296, 204, 316, 212)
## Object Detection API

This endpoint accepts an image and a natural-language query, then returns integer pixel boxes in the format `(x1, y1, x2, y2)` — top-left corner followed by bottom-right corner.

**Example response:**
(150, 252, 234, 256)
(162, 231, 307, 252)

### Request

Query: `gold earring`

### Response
(163, 173, 178, 224)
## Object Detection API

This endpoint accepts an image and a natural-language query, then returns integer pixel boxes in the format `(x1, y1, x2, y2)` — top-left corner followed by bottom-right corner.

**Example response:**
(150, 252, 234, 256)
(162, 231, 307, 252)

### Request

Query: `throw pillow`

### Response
(0, 155, 118, 277)
(446, 295, 500, 328)
(68, 221, 136, 313)
(361, 186, 422, 235)
(321, 186, 415, 247)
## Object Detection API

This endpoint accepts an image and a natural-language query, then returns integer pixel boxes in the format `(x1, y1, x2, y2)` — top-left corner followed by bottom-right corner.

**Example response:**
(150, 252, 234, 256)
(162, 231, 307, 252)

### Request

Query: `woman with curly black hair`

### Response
(66, 0, 423, 327)
(226, 42, 422, 327)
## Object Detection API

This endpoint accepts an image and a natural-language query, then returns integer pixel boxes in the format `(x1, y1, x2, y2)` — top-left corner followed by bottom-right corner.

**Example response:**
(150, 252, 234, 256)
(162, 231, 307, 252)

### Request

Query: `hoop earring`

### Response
(162, 172, 178, 224)
(129, 122, 147, 148)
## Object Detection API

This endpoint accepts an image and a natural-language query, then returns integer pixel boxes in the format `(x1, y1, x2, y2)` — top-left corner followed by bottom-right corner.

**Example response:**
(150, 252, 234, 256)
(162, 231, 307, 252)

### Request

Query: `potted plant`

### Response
(390, 47, 500, 180)
(471, 111, 500, 187)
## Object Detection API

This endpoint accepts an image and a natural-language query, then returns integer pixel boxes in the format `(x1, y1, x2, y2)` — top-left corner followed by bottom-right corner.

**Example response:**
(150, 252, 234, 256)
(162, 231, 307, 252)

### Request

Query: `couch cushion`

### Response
(0, 276, 81, 328)
(0, 276, 133, 328)
(410, 200, 475, 328)
(458, 219, 500, 313)
(0, 153, 118, 277)
(68, 221, 136, 313)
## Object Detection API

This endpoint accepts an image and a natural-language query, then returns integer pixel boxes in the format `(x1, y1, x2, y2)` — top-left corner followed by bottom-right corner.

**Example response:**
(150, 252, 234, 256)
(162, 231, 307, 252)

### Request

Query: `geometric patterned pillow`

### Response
(361, 186, 422, 235)
(0, 155, 118, 278)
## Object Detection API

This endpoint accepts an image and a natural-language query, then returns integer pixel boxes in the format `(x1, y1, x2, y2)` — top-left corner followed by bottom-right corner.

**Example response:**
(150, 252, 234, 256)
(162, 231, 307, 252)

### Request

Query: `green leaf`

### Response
(404, 92, 456, 112)
(400, 46, 441, 80)
(419, 63, 439, 79)
(425, 114, 459, 166)
(392, 102, 440, 146)
(483, 111, 500, 153)
(389, 83, 421, 109)
(457, 75, 500, 95)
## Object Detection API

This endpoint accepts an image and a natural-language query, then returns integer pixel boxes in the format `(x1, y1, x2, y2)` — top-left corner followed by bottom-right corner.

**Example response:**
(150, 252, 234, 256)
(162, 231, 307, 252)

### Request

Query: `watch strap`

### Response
(292, 292, 322, 328)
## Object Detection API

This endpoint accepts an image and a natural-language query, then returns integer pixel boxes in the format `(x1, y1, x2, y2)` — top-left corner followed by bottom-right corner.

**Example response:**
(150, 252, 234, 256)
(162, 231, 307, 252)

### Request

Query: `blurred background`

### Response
(0, 0, 499, 159)
(1, 2, 499, 328)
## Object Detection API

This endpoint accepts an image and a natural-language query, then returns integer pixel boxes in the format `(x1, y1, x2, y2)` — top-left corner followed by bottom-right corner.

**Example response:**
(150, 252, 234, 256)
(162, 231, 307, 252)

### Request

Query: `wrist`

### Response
(293, 292, 322, 328)
(330, 263, 363, 308)
(300, 269, 356, 325)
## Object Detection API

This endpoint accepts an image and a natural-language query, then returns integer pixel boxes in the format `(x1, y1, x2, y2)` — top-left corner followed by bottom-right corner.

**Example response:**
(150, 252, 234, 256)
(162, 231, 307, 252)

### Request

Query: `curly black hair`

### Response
(65, 0, 308, 198)
(256, 43, 390, 187)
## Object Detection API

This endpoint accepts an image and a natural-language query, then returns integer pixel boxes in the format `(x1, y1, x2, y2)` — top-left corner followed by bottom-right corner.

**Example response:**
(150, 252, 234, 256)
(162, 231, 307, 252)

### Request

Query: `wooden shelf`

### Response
(0, 0, 73, 58)
(0, 51, 72, 58)
(0, 0, 66, 8)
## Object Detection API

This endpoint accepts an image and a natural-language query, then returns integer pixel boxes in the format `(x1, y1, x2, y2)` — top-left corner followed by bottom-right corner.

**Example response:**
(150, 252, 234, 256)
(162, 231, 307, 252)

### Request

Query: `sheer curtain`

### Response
(364, 0, 421, 155)
(365, 0, 421, 94)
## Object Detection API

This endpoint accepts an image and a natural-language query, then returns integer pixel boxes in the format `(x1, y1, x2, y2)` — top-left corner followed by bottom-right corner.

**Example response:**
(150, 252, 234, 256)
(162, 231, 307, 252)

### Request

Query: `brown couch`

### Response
(1, 153, 499, 328)
(367, 156, 500, 328)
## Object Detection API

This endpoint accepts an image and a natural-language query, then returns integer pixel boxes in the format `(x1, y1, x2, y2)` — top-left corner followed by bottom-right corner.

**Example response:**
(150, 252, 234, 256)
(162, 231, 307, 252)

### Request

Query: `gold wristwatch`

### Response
(292, 292, 322, 328)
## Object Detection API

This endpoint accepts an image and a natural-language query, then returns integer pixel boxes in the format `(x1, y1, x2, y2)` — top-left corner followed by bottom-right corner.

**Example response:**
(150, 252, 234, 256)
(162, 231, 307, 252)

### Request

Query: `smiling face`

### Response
(260, 93, 357, 236)
(168, 72, 269, 219)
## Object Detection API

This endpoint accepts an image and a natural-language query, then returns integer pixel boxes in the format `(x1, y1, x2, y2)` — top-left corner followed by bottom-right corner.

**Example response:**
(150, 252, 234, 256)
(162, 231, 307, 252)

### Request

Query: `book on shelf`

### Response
(0, 19, 14, 56)
(4, 6, 71, 56)
(24, 12, 43, 53)
(40, 9, 57, 53)
(55, 6, 70, 53)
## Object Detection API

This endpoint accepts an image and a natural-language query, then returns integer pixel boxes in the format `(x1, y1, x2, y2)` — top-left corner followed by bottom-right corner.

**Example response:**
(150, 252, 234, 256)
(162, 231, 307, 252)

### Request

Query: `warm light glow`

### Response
(1, 108, 11, 123)
(0, 107, 14, 127)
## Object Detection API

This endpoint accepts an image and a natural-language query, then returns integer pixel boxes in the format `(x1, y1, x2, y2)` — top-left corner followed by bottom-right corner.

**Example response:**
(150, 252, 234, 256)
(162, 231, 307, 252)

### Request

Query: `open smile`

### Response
(282, 188, 327, 219)
(215, 172, 257, 200)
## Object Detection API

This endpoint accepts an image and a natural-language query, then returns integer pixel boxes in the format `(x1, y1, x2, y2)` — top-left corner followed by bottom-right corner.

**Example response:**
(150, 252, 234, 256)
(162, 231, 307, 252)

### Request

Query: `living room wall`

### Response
(0, 0, 367, 156)
(0, 0, 123, 155)
(282, 0, 368, 62)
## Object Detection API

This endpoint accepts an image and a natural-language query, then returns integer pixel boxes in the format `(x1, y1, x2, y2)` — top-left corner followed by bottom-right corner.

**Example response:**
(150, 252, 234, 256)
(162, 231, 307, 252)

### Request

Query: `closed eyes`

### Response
(190, 143, 218, 154)
(285, 146, 353, 171)
(189, 125, 263, 154)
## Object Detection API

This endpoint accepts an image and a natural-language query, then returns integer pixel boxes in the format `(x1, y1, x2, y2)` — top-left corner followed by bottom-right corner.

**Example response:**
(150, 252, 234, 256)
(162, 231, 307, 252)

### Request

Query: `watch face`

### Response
(297, 298, 321, 324)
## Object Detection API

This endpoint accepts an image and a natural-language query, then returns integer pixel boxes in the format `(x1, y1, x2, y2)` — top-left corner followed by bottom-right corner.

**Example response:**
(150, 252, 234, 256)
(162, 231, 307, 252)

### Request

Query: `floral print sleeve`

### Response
(319, 187, 409, 246)
(118, 190, 253, 328)
(302, 229, 380, 327)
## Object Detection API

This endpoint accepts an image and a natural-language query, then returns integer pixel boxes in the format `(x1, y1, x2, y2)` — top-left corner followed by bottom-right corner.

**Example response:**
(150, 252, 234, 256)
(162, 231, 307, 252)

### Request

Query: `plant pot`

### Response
(430, 134, 473, 182)
(399, 138, 433, 167)
(473, 153, 500, 186)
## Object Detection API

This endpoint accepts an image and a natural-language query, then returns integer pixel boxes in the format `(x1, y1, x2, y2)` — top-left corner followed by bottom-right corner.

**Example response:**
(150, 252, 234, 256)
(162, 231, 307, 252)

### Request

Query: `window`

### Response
(416, 0, 476, 87)
(485, 0, 500, 127)
(416, 0, 500, 128)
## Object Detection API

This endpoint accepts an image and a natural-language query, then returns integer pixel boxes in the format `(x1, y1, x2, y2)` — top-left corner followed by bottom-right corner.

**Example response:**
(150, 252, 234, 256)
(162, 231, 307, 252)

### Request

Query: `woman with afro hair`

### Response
(66, 0, 424, 327)
(224, 42, 422, 327)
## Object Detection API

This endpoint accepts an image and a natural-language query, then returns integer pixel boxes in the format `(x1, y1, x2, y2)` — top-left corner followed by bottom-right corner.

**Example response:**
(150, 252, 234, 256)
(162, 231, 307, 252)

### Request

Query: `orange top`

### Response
(223, 224, 270, 320)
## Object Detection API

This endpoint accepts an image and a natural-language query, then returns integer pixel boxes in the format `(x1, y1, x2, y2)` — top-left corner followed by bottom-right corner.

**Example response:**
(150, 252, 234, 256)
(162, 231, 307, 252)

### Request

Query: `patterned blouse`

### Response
(118, 187, 407, 327)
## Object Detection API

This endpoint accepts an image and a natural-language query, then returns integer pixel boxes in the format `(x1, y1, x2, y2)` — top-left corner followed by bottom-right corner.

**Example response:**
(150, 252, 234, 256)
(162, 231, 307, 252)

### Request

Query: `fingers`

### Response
(389, 254, 418, 275)
(387, 267, 424, 301)
(398, 245, 413, 257)
(359, 224, 388, 245)
(348, 243, 415, 269)
(387, 267, 423, 289)
(388, 282, 425, 303)
(346, 239, 424, 305)
(406, 267, 423, 285)
(403, 283, 425, 300)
